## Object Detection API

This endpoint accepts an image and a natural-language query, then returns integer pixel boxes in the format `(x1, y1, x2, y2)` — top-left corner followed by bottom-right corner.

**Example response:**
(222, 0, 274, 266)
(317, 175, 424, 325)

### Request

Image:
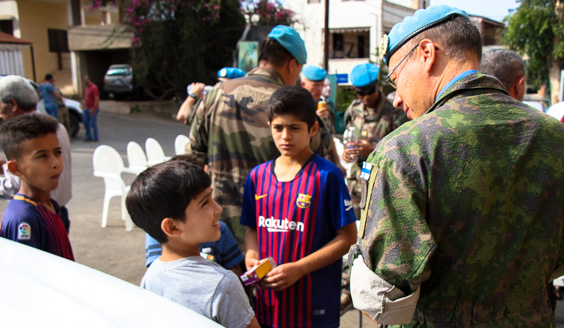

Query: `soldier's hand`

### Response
(191, 82, 206, 98)
(342, 143, 359, 163)
(357, 139, 375, 158)
(317, 104, 330, 119)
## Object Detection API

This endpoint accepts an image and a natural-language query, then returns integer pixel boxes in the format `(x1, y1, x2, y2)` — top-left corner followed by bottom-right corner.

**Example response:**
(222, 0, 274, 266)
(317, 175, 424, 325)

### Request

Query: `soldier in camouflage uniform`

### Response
(188, 25, 331, 245)
(301, 65, 345, 172)
(343, 63, 407, 215)
(348, 5, 564, 327)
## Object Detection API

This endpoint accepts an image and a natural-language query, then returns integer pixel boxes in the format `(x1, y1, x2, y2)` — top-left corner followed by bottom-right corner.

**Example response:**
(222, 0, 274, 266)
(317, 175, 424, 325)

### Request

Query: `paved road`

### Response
(1, 110, 562, 327)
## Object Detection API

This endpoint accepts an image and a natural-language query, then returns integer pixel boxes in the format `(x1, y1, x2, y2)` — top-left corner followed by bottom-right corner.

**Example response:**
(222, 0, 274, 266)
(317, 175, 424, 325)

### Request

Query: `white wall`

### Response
(286, 0, 384, 72)
(0, 1, 20, 37)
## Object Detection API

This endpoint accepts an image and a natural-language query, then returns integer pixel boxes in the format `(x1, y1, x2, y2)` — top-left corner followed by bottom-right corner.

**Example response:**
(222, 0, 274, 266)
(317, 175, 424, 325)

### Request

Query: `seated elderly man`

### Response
(348, 5, 564, 327)
(0, 75, 73, 230)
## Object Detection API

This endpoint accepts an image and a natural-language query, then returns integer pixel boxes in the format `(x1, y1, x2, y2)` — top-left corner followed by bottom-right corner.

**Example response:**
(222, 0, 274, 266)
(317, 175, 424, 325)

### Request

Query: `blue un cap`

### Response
(302, 65, 327, 82)
(380, 5, 469, 65)
(218, 67, 246, 79)
(350, 63, 380, 88)
(268, 25, 307, 65)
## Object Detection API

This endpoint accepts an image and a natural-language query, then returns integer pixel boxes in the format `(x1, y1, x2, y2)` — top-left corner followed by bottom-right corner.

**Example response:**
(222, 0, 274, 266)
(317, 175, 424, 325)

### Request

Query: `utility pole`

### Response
(324, 0, 329, 71)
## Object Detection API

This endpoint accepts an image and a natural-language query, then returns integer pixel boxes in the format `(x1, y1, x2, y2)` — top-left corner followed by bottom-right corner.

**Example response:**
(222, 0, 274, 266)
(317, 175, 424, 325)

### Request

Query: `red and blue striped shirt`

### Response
(1, 194, 74, 261)
(241, 155, 355, 328)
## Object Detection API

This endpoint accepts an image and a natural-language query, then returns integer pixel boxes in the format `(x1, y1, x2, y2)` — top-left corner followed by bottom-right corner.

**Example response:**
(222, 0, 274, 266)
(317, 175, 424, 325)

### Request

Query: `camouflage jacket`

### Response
(344, 89, 407, 196)
(354, 72, 564, 327)
(188, 67, 331, 244)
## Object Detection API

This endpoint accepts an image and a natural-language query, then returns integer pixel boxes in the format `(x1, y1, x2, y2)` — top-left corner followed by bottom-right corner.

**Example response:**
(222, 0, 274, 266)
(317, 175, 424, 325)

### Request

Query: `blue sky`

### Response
(429, 0, 521, 22)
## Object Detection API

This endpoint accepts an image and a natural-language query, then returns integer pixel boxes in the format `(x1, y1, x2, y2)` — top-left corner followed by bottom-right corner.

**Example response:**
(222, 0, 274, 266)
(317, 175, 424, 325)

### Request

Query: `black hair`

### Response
(267, 85, 316, 129)
(169, 153, 205, 169)
(125, 160, 211, 244)
(45, 74, 53, 81)
(258, 38, 294, 67)
(0, 112, 59, 160)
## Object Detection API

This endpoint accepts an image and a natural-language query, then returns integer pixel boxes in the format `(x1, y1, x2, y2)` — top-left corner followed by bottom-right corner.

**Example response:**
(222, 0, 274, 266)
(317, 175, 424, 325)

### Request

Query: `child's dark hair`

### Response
(169, 153, 205, 169)
(0, 112, 59, 160)
(268, 85, 317, 129)
(126, 160, 211, 244)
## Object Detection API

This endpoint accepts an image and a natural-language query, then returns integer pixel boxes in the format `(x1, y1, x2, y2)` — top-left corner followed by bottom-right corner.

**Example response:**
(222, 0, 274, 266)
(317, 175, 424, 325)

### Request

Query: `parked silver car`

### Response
(103, 64, 135, 99)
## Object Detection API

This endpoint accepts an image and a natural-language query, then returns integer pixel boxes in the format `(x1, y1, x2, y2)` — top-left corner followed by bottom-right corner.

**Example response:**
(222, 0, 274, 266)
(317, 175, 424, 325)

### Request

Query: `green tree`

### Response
(503, 0, 564, 103)
(93, 0, 245, 100)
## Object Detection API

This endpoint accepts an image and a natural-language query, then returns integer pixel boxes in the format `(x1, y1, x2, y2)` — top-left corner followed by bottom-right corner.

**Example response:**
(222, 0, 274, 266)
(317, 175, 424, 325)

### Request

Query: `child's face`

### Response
(11, 133, 62, 193)
(178, 186, 223, 245)
(269, 114, 318, 159)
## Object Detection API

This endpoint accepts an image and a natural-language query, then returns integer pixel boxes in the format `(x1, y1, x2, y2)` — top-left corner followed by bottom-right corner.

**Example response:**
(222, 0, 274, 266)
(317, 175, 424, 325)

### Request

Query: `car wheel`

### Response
(69, 113, 80, 138)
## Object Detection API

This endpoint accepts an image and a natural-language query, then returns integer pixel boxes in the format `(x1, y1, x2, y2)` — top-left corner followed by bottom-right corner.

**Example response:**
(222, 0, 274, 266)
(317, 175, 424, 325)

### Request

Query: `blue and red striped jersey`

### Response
(1, 194, 74, 261)
(241, 155, 355, 328)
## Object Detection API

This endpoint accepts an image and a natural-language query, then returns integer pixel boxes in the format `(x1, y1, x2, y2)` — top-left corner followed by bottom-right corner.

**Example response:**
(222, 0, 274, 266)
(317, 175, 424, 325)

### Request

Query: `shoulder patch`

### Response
(18, 222, 31, 240)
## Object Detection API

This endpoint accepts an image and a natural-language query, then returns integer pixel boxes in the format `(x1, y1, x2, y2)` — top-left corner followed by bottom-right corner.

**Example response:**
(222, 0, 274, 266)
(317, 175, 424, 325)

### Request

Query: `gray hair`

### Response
(480, 49, 525, 91)
(405, 15, 482, 63)
(0, 75, 39, 110)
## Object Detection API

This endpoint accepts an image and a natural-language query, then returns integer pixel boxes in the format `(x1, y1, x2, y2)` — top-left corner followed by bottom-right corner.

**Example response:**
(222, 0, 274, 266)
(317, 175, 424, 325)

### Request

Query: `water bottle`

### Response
(343, 127, 358, 161)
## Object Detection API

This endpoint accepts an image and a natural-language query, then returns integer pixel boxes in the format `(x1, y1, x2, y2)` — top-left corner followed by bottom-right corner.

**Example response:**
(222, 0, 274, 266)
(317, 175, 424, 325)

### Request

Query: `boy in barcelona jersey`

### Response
(240, 86, 357, 328)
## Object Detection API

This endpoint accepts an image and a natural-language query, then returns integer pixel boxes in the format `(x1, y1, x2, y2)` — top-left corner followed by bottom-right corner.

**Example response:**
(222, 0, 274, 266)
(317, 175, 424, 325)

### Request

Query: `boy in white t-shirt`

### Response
(126, 160, 259, 328)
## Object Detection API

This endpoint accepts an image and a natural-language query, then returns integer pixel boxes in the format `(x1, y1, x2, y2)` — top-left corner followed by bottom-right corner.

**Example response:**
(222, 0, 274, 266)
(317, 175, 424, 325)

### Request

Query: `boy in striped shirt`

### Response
(241, 86, 357, 327)
(0, 113, 73, 261)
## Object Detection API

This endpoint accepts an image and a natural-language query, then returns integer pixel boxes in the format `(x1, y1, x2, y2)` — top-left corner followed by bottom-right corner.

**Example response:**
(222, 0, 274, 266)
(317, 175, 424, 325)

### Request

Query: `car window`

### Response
(107, 68, 131, 76)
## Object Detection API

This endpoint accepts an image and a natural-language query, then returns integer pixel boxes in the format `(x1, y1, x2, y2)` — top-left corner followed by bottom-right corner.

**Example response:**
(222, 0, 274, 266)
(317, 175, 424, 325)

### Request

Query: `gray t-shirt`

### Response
(141, 256, 254, 328)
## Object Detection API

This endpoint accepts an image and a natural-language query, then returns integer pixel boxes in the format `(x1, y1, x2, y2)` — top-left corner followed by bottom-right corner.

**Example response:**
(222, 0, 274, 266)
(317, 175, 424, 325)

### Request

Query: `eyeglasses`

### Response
(355, 86, 377, 96)
(385, 44, 418, 88)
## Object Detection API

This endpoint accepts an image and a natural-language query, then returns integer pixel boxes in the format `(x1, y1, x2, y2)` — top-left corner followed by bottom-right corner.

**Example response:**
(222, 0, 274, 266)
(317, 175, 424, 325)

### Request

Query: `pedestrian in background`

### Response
(83, 75, 99, 142)
(38, 74, 61, 119)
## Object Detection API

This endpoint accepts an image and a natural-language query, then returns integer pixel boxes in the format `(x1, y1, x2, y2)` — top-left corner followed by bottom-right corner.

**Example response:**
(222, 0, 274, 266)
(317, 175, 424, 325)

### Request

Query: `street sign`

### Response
(336, 74, 348, 84)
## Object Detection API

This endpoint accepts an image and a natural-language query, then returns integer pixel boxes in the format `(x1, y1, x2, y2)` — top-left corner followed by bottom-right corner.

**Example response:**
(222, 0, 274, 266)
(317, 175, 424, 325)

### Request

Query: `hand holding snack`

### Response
(240, 257, 277, 286)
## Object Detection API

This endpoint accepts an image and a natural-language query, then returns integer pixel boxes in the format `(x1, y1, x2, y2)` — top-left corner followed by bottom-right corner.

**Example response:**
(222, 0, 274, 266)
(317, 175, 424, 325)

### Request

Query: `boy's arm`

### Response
(244, 227, 261, 270)
(262, 222, 357, 292)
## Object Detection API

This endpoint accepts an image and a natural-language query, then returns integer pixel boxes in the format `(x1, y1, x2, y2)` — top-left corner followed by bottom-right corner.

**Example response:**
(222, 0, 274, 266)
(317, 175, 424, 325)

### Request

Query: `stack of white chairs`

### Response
(145, 137, 171, 165)
(175, 134, 190, 155)
(124, 141, 148, 175)
(92, 145, 133, 232)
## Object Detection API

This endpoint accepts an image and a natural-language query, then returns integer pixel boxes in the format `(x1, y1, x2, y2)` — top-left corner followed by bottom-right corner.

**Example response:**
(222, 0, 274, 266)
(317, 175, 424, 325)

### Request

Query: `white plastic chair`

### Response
(174, 134, 190, 155)
(145, 137, 171, 166)
(333, 137, 354, 177)
(123, 141, 148, 175)
(92, 145, 133, 231)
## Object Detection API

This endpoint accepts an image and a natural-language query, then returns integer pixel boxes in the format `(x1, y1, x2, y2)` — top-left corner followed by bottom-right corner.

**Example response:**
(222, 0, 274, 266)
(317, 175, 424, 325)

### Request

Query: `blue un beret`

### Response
(268, 25, 307, 65)
(302, 65, 327, 82)
(350, 63, 380, 88)
(218, 67, 246, 79)
(380, 5, 469, 65)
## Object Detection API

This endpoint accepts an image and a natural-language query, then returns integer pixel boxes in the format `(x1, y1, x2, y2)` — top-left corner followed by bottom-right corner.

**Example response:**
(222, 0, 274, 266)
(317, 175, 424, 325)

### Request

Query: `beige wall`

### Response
(18, 1, 69, 82)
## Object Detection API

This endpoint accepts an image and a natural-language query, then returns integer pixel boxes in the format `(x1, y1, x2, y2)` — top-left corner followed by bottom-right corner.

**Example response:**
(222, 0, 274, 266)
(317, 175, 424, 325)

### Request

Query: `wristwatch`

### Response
(189, 93, 198, 99)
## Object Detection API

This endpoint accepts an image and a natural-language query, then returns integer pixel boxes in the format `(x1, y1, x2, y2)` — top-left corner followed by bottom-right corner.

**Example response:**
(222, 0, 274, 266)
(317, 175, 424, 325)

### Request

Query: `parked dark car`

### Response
(103, 64, 135, 99)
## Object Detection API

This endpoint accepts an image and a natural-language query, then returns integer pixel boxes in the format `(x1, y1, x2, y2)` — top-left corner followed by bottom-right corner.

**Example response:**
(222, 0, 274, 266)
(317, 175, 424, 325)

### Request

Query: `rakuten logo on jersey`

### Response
(258, 216, 304, 232)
